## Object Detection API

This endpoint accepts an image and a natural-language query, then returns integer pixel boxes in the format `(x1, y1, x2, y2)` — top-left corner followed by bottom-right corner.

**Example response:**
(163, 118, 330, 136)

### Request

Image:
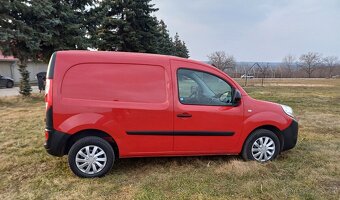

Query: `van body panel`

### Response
(52, 52, 174, 157)
(242, 97, 292, 132)
(61, 63, 168, 103)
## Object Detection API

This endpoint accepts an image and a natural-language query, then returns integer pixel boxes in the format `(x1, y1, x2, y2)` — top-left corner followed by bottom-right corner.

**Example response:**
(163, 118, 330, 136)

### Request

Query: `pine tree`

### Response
(18, 60, 32, 96)
(173, 33, 189, 58)
(87, 0, 119, 51)
(92, 0, 160, 53)
(0, 0, 94, 96)
(180, 41, 190, 58)
(156, 20, 174, 55)
(89, 0, 190, 56)
(0, 0, 54, 96)
(40, 0, 93, 61)
(173, 33, 181, 56)
(128, 0, 160, 53)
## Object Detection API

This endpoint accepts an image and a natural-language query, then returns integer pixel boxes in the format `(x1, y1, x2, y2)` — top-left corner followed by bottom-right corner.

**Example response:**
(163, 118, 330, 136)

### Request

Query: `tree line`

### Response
(281, 53, 338, 78)
(208, 51, 340, 79)
(0, 0, 189, 96)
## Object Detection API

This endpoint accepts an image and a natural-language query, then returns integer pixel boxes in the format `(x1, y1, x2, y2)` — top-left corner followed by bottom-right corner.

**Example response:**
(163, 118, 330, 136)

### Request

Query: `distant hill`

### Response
(202, 61, 298, 68)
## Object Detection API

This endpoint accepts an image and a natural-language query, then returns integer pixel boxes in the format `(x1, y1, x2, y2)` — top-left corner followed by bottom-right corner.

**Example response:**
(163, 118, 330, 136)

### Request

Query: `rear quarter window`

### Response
(61, 63, 167, 103)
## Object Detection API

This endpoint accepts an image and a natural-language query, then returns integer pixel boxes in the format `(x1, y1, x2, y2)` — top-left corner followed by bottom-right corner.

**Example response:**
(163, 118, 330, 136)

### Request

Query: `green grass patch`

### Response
(0, 79, 339, 199)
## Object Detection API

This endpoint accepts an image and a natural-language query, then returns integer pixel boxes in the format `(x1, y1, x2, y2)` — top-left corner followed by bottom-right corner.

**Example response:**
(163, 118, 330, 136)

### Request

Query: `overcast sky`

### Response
(152, 0, 340, 62)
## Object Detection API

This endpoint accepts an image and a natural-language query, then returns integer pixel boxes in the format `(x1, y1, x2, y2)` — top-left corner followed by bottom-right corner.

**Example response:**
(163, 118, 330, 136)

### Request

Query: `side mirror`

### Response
(232, 89, 242, 106)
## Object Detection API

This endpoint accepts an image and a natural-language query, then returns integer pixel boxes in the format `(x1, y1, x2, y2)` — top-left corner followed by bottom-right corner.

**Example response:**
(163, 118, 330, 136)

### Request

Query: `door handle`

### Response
(177, 112, 192, 118)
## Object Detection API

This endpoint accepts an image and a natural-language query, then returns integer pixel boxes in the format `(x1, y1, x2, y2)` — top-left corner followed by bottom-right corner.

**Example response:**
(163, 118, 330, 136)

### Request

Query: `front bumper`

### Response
(281, 119, 298, 151)
(44, 129, 71, 157)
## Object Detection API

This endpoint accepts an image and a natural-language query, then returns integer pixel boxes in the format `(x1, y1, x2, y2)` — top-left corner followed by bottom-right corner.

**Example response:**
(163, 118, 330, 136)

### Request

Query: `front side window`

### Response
(177, 68, 233, 106)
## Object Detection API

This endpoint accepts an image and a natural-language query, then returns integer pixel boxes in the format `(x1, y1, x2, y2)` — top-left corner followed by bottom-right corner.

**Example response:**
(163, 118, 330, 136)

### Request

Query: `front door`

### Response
(171, 60, 243, 154)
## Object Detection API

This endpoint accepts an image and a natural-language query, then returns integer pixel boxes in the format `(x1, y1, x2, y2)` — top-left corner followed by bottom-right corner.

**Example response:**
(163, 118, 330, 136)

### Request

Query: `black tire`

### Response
(68, 136, 115, 178)
(6, 81, 14, 88)
(241, 129, 280, 162)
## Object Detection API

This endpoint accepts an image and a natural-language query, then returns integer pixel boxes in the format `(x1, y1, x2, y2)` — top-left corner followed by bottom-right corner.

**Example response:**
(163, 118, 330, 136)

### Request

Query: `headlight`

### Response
(281, 105, 294, 117)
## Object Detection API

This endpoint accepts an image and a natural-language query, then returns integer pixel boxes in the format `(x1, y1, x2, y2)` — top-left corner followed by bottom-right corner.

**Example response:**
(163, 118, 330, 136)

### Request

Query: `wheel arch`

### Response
(64, 129, 119, 159)
(242, 125, 284, 152)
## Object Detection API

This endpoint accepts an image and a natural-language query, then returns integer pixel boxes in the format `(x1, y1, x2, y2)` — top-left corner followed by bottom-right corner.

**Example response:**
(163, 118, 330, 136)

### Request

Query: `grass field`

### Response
(0, 78, 339, 200)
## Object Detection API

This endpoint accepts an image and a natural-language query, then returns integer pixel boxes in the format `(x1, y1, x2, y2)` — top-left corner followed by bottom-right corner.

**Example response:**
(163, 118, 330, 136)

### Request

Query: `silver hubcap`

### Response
(251, 136, 275, 162)
(75, 145, 107, 174)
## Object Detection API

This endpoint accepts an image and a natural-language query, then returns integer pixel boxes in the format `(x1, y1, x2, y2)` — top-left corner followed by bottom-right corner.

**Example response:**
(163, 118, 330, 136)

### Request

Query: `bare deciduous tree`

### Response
(298, 52, 322, 78)
(282, 54, 296, 78)
(208, 51, 236, 72)
(323, 56, 338, 78)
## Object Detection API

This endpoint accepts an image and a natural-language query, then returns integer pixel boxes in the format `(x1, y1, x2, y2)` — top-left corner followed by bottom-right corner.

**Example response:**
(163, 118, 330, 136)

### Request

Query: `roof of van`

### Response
(57, 50, 181, 59)
(56, 50, 214, 69)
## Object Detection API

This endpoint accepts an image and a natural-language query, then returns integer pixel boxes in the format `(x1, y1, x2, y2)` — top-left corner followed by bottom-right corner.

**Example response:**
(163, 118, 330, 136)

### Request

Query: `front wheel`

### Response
(242, 129, 280, 162)
(68, 136, 115, 178)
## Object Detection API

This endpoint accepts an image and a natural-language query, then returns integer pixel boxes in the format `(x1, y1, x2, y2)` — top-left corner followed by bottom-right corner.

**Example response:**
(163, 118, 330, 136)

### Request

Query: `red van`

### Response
(44, 51, 298, 177)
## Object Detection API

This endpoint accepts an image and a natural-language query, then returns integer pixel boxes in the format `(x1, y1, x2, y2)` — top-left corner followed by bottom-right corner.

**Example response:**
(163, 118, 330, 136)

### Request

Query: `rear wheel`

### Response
(242, 129, 280, 162)
(6, 80, 14, 88)
(68, 136, 114, 178)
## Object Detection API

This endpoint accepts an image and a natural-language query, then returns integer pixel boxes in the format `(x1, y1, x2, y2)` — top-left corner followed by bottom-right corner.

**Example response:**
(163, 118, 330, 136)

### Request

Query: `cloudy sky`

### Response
(152, 0, 340, 62)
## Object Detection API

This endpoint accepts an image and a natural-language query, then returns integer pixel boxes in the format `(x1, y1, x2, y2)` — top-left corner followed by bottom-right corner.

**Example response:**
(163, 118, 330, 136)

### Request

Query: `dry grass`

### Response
(0, 78, 339, 199)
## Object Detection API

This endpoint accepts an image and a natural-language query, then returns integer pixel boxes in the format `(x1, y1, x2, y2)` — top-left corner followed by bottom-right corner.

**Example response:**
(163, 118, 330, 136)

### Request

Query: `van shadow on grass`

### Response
(111, 155, 241, 174)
